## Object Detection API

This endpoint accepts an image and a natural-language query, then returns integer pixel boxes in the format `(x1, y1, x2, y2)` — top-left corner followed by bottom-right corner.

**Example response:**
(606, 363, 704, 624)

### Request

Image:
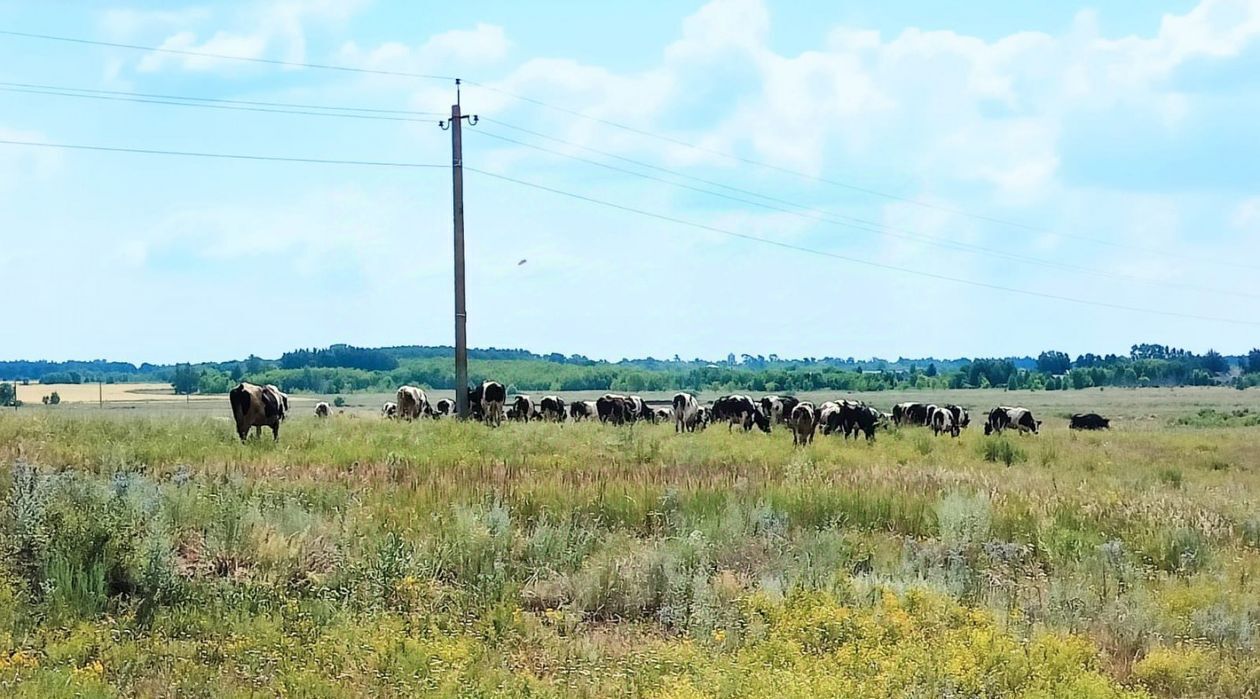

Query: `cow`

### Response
(314, 401, 331, 418)
(539, 396, 566, 422)
(470, 381, 507, 426)
(932, 407, 959, 437)
(898, 402, 930, 426)
(789, 401, 818, 446)
(266, 385, 290, 419)
(396, 386, 429, 421)
(432, 398, 453, 418)
(924, 404, 940, 428)
(943, 404, 970, 430)
(712, 395, 771, 433)
(818, 401, 842, 435)
(653, 407, 671, 422)
(984, 406, 1041, 435)
(672, 392, 701, 433)
(625, 395, 653, 423)
(510, 395, 534, 422)
(1070, 413, 1110, 430)
(695, 406, 712, 430)
(596, 394, 631, 424)
(760, 395, 801, 425)
(381, 401, 398, 419)
(850, 403, 881, 441)
(229, 382, 286, 442)
(570, 400, 599, 422)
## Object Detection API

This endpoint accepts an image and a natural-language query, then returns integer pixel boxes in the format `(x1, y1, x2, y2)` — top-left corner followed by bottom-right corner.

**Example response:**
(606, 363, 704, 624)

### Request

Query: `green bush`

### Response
(979, 437, 1027, 467)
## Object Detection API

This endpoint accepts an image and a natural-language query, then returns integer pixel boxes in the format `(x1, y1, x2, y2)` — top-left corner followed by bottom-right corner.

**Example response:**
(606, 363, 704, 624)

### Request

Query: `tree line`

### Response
(2, 342, 1255, 397)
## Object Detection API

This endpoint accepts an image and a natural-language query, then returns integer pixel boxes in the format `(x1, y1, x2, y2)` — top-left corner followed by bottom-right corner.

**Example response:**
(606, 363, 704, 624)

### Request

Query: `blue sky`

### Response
(2, 0, 1258, 364)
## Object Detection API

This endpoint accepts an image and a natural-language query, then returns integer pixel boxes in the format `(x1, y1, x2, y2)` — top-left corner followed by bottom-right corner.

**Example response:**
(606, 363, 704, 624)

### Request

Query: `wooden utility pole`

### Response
(441, 80, 477, 418)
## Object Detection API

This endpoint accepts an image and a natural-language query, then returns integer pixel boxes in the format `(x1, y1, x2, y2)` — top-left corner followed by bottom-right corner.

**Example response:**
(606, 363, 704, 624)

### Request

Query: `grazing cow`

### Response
(897, 402, 930, 426)
(432, 398, 453, 418)
(568, 400, 597, 422)
(470, 381, 507, 425)
(818, 401, 842, 435)
(510, 395, 534, 422)
(1070, 413, 1110, 430)
(944, 404, 970, 430)
(672, 392, 701, 433)
(984, 406, 1041, 435)
(654, 407, 671, 422)
(396, 386, 429, 421)
(695, 406, 712, 430)
(314, 401, 331, 418)
(892, 402, 912, 426)
(712, 395, 771, 433)
(851, 403, 881, 441)
(789, 402, 818, 446)
(932, 407, 959, 437)
(924, 404, 940, 428)
(381, 401, 398, 419)
(624, 395, 653, 423)
(597, 394, 631, 425)
(539, 396, 566, 422)
(229, 382, 286, 442)
(266, 385, 290, 420)
(760, 395, 801, 425)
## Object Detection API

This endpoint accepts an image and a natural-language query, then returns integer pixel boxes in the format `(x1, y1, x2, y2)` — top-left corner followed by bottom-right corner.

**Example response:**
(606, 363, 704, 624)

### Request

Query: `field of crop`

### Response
(2, 387, 1260, 697)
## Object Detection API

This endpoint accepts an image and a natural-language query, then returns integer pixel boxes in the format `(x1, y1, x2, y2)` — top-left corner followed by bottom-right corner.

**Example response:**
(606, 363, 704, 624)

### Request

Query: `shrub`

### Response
(1141, 527, 1209, 576)
(979, 437, 1027, 467)
(333, 396, 347, 408)
(935, 493, 991, 547)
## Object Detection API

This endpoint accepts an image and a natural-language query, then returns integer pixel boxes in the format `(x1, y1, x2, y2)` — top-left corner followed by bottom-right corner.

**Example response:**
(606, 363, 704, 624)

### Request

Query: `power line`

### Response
(0, 81, 445, 118)
(464, 82, 1251, 271)
(465, 166, 1260, 328)
(0, 84, 444, 123)
(0, 138, 446, 168)
(470, 126, 1260, 299)
(0, 29, 457, 81)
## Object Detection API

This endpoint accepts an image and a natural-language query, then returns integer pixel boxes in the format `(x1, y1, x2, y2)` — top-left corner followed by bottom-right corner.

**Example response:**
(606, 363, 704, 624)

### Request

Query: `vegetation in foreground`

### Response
(1, 412, 1259, 697)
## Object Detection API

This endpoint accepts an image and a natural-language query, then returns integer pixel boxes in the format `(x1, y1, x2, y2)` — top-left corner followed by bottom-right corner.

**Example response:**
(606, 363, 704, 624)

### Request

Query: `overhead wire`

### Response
(0, 138, 446, 168)
(464, 166, 1260, 328)
(469, 125, 1260, 300)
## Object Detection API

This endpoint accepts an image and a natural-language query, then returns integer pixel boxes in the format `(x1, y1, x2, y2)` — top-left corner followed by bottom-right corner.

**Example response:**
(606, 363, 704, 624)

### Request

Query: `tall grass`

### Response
(0, 412, 1259, 696)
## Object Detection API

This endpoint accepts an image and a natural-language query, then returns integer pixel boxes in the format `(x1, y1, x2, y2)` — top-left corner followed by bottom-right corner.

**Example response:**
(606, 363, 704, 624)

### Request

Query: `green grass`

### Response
(1, 403, 1259, 696)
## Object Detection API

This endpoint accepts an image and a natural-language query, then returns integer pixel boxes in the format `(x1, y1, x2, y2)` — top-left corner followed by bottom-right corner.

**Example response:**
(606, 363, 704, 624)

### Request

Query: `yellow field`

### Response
(14, 382, 219, 405)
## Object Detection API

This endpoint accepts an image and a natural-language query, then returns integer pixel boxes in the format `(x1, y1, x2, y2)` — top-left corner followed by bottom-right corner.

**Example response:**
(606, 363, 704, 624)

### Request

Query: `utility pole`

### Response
(440, 80, 477, 418)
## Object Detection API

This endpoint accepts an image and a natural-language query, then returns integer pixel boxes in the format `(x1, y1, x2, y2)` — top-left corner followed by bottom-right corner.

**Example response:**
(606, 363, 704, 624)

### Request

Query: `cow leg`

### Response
(271, 423, 280, 441)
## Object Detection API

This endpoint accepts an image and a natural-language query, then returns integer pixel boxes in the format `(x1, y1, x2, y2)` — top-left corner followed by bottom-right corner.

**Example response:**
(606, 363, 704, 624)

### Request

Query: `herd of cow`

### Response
(228, 380, 1113, 444)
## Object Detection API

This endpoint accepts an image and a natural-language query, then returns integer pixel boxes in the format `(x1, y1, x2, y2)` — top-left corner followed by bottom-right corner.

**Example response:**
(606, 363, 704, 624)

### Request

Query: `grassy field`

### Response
(1, 388, 1259, 696)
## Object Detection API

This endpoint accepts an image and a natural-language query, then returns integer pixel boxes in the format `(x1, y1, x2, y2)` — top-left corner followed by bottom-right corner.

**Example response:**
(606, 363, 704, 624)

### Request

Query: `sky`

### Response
(2, 0, 1259, 364)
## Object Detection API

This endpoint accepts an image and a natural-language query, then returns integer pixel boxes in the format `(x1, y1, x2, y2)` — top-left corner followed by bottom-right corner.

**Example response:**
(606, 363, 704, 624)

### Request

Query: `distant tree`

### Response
(333, 396, 347, 408)
(925, 363, 938, 377)
(0, 382, 15, 406)
(1202, 349, 1228, 374)
(171, 364, 199, 395)
(1036, 351, 1072, 375)
(1247, 348, 1260, 374)
(49, 391, 60, 405)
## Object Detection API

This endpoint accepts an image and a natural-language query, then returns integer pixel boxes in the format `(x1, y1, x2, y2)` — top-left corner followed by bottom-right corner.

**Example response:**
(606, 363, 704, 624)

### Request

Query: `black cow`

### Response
(943, 404, 970, 430)
(597, 394, 631, 425)
(900, 402, 930, 426)
(433, 398, 453, 418)
(539, 396, 566, 422)
(851, 403, 881, 441)
(1069, 413, 1110, 430)
(712, 395, 771, 433)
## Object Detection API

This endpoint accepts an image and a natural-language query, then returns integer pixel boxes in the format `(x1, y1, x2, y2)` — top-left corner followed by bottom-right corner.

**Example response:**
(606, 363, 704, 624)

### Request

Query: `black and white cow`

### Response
(624, 395, 653, 423)
(851, 403, 881, 441)
(695, 406, 712, 430)
(539, 396, 566, 422)
(818, 401, 842, 435)
(569, 400, 598, 422)
(672, 392, 700, 433)
(510, 395, 534, 422)
(789, 401, 818, 446)
(433, 398, 453, 418)
(712, 395, 771, 433)
(1069, 413, 1110, 430)
(984, 406, 1041, 435)
(470, 380, 507, 426)
(760, 395, 801, 425)
(932, 407, 959, 437)
(943, 404, 970, 430)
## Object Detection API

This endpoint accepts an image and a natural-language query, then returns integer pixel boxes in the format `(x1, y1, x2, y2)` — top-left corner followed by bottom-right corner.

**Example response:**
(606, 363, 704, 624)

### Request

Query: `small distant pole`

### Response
(440, 79, 477, 419)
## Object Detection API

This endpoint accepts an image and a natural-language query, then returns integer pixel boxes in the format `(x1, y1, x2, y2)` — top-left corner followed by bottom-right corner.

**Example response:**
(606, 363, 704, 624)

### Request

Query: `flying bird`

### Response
(517, 259, 527, 266)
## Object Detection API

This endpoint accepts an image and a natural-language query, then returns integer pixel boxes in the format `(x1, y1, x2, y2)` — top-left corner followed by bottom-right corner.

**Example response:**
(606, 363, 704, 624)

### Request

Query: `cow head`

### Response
(984, 423, 993, 435)
(752, 408, 771, 433)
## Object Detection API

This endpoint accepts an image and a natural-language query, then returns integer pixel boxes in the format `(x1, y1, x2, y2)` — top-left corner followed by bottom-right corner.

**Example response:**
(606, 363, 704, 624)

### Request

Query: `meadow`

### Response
(1, 388, 1259, 697)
